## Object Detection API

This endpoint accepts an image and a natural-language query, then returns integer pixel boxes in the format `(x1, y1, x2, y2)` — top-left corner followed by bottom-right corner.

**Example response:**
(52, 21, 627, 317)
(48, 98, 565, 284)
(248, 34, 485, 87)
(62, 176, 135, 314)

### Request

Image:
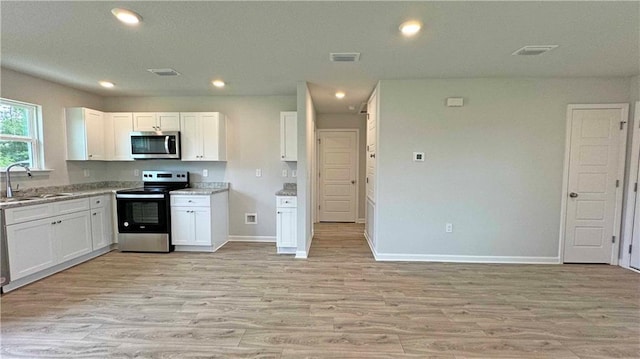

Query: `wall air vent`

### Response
(512, 45, 558, 56)
(147, 68, 181, 76)
(330, 52, 361, 62)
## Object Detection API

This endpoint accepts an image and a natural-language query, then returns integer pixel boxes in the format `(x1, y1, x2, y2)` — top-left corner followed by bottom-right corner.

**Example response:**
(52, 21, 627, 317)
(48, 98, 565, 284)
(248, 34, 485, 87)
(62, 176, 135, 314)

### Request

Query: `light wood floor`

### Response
(1, 223, 639, 358)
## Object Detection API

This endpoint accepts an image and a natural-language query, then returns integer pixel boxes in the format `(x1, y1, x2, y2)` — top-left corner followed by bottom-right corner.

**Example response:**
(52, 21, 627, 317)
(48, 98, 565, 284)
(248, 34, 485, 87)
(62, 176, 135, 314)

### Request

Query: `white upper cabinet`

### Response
(104, 112, 133, 161)
(66, 107, 105, 161)
(180, 112, 227, 161)
(280, 111, 297, 161)
(133, 112, 180, 131)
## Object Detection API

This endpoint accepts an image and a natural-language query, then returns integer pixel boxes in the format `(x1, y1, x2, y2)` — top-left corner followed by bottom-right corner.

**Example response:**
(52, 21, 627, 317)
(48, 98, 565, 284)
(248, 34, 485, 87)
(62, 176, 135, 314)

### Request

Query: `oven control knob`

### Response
(124, 222, 129, 227)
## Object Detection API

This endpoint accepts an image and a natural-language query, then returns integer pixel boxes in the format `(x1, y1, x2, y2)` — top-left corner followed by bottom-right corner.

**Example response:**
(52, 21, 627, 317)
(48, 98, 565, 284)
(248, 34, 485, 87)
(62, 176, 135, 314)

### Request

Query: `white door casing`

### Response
(627, 102, 640, 270)
(318, 130, 358, 222)
(561, 104, 629, 264)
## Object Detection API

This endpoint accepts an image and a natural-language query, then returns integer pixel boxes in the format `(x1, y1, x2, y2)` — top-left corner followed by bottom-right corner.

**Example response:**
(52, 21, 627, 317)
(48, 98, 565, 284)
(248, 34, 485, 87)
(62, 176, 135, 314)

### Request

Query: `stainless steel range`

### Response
(116, 171, 189, 252)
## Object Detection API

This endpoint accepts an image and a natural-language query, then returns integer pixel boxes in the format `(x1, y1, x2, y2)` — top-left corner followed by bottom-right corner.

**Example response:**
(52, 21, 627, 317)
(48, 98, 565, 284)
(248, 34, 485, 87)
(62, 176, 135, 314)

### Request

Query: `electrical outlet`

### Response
(83, 169, 90, 178)
(292, 170, 297, 178)
(202, 169, 209, 177)
(446, 223, 453, 233)
(256, 169, 262, 177)
(134, 169, 140, 177)
(282, 169, 288, 177)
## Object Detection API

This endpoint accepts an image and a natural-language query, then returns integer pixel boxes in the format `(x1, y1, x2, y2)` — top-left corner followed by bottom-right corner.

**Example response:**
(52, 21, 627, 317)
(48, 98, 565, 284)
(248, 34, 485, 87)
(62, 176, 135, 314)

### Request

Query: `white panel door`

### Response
(111, 113, 133, 160)
(133, 113, 157, 131)
(180, 113, 201, 160)
(201, 113, 221, 161)
(157, 113, 181, 131)
(84, 109, 105, 160)
(171, 207, 194, 245)
(319, 131, 357, 222)
(193, 207, 212, 246)
(564, 105, 628, 263)
(277, 207, 297, 248)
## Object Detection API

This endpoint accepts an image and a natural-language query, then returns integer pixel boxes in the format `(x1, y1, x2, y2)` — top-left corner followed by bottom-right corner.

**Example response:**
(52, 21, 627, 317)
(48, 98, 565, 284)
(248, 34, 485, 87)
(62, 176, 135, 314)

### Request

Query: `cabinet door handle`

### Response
(277, 211, 281, 214)
(96, 200, 100, 204)
(93, 213, 97, 216)
(51, 222, 56, 225)
(57, 220, 62, 224)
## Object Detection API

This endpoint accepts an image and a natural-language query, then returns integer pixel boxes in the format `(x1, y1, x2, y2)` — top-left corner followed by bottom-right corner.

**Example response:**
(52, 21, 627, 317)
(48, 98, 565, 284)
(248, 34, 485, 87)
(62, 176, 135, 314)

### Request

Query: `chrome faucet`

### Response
(5, 162, 32, 198)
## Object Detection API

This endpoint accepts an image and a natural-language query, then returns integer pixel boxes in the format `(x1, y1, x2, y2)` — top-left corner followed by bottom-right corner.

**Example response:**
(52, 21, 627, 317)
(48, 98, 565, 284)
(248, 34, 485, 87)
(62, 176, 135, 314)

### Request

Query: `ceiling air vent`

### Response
(147, 68, 181, 76)
(330, 52, 361, 62)
(512, 45, 558, 56)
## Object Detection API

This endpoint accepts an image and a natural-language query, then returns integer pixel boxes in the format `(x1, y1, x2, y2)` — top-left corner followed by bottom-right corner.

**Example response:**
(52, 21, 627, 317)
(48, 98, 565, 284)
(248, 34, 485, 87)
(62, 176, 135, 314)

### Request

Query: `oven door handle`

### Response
(164, 136, 170, 154)
(116, 194, 165, 199)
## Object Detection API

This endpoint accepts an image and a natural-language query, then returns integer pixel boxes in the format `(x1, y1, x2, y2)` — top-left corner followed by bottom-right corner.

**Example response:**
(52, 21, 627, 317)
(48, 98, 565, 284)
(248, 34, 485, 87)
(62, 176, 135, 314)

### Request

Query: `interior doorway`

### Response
(317, 130, 359, 222)
(561, 104, 629, 264)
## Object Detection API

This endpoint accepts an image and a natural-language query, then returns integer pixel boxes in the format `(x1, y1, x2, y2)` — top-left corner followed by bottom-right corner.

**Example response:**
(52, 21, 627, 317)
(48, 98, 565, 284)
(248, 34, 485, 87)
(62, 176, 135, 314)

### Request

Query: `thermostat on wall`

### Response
(446, 97, 464, 107)
(413, 152, 425, 162)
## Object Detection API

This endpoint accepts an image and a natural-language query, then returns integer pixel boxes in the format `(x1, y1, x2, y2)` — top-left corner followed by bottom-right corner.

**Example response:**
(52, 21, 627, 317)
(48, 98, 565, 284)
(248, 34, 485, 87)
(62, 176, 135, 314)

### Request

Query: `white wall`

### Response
(296, 82, 316, 256)
(316, 114, 366, 220)
(0, 68, 107, 189)
(102, 95, 296, 238)
(376, 77, 631, 259)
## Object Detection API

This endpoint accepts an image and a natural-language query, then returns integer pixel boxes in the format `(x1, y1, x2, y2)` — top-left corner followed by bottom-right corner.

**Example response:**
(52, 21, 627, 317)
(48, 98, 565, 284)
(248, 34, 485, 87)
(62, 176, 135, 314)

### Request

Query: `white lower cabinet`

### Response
(6, 218, 57, 280)
(276, 196, 297, 254)
(90, 195, 113, 250)
(4, 196, 115, 289)
(170, 192, 229, 252)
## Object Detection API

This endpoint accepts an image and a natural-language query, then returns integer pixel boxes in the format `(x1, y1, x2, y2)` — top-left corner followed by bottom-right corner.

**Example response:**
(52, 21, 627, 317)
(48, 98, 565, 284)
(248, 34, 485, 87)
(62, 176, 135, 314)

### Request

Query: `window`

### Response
(0, 98, 43, 169)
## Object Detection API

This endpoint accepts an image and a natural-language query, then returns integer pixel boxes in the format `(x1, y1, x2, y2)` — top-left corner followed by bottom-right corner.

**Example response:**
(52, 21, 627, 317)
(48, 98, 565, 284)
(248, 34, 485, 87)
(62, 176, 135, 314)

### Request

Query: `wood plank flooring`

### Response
(1, 223, 639, 358)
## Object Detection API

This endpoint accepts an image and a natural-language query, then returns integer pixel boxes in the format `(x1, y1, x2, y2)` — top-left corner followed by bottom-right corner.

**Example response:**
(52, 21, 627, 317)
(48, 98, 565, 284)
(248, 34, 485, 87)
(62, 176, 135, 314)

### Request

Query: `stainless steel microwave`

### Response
(130, 131, 180, 159)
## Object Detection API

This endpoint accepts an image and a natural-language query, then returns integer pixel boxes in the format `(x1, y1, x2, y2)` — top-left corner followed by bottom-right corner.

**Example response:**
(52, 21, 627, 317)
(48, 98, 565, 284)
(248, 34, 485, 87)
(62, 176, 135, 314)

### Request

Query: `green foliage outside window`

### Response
(0, 102, 35, 168)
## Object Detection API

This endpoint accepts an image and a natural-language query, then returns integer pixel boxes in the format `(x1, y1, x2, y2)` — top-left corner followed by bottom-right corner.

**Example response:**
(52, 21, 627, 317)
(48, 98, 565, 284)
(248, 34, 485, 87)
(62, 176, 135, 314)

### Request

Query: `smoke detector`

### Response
(512, 45, 558, 56)
(330, 53, 361, 62)
(147, 68, 181, 76)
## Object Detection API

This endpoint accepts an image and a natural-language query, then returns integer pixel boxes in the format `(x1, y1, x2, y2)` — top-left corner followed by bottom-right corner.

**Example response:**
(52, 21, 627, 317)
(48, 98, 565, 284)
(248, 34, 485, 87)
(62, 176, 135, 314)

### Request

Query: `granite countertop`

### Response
(0, 187, 130, 210)
(276, 183, 297, 196)
(170, 188, 228, 195)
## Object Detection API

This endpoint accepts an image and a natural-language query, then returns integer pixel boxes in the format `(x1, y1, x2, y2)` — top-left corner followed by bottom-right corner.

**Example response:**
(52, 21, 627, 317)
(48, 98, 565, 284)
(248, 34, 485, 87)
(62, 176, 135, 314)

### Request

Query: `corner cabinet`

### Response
(65, 107, 105, 160)
(276, 196, 297, 254)
(180, 112, 228, 161)
(280, 111, 297, 161)
(133, 112, 181, 132)
(170, 192, 229, 252)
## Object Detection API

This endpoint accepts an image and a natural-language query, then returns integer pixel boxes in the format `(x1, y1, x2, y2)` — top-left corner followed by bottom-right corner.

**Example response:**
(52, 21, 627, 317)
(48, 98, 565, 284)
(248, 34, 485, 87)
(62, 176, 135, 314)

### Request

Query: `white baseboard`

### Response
(228, 235, 276, 243)
(356, 218, 365, 224)
(295, 250, 308, 259)
(277, 247, 296, 254)
(373, 252, 560, 264)
(364, 230, 376, 257)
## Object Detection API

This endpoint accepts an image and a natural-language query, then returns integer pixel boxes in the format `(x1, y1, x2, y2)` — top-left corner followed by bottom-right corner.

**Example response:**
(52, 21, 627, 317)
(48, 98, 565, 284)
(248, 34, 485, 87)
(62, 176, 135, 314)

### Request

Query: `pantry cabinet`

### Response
(133, 112, 180, 131)
(66, 107, 105, 160)
(280, 111, 297, 161)
(180, 112, 227, 161)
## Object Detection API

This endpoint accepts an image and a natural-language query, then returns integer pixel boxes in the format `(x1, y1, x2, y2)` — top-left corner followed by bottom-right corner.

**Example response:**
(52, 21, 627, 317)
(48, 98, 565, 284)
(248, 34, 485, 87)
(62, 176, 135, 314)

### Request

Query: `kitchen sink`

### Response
(38, 193, 74, 198)
(0, 197, 40, 203)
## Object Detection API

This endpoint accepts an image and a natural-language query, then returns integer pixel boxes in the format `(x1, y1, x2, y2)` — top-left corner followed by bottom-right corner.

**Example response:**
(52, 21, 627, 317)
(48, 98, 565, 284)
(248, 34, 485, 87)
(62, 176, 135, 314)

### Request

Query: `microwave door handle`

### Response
(164, 136, 170, 154)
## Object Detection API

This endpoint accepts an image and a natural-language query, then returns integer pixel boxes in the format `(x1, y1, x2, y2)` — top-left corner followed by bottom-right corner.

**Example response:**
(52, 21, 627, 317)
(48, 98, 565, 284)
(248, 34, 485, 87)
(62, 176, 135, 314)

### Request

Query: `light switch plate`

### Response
(134, 169, 140, 177)
(413, 152, 425, 162)
(256, 169, 262, 177)
(202, 169, 208, 177)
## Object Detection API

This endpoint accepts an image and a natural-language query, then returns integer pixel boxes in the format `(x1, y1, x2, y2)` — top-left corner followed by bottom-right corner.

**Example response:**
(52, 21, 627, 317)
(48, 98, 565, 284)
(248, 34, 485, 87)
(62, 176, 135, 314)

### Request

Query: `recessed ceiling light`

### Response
(212, 80, 225, 88)
(99, 81, 115, 88)
(111, 8, 142, 25)
(335, 91, 346, 99)
(399, 20, 422, 37)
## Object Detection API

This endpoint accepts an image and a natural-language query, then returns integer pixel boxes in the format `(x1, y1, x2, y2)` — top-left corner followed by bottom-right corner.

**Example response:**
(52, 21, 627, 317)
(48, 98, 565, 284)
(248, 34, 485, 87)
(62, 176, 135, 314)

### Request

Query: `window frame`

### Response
(0, 97, 44, 170)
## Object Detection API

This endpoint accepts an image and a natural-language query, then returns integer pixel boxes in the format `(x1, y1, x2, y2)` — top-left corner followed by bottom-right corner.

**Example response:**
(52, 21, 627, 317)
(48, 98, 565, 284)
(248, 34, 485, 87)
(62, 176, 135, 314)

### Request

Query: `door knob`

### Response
(569, 192, 579, 198)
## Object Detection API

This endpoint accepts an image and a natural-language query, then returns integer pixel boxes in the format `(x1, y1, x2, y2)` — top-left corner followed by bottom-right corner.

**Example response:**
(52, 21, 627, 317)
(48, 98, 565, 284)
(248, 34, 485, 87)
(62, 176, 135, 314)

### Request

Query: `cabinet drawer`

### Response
(54, 198, 90, 215)
(170, 195, 210, 207)
(90, 195, 107, 209)
(276, 196, 297, 208)
(5, 203, 53, 225)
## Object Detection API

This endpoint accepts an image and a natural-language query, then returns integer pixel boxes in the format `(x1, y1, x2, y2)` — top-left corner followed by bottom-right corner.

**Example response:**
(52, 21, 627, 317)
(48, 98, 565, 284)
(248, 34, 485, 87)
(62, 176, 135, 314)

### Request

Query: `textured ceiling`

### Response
(1, 1, 638, 114)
